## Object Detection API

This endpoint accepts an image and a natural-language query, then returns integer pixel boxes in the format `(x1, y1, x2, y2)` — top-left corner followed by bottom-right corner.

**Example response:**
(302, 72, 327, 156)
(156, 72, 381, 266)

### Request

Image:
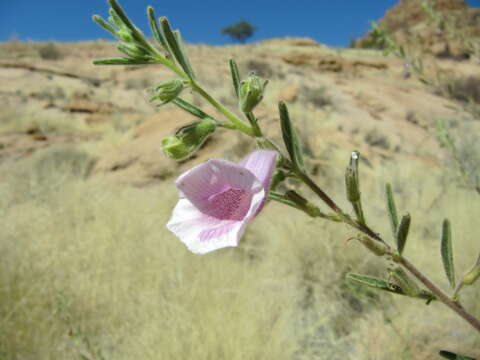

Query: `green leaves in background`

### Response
(441, 219, 456, 289)
(279, 101, 304, 171)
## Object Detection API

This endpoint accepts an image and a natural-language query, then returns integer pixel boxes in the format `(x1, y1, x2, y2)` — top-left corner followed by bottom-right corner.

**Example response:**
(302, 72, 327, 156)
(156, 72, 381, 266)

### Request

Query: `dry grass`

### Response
(0, 141, 479, 359)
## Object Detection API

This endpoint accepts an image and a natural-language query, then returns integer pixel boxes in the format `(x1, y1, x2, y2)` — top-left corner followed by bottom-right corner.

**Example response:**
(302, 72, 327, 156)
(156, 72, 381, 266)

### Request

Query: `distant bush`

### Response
(37, 42, 63, 60)
(302, 85, 334, 108)
(221, 21, 256, 44)
(448, 76, 480, 104)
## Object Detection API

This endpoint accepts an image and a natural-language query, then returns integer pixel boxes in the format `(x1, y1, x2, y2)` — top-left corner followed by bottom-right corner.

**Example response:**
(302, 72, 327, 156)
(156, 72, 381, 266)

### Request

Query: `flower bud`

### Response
(345, 151, 360, 202)
(161, 119, 216, 160)
(150, 79, 184, 105)
(239, 73, 268, 113)
(357, 235, 387, 257)
(462, 264, 480, 286)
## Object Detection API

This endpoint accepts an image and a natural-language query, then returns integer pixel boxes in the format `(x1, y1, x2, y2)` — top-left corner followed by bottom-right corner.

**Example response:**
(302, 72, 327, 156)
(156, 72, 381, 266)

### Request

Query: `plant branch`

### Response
(190, 81, 255, 136)
(291, 165, 480, 333)
(398, 256, 480, 333)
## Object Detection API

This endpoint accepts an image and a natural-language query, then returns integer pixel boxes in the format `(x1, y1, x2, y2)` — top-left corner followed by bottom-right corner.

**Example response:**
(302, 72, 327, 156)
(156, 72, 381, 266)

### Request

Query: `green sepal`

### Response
(441, 219, 456, 289)
(150, 79, 185, 105)
(279, 101, 304, 171)
(117, 43, 149, 58)
(239, 73, 267, 113)
(160, 17, 195, 79)
(161, 119, 216, 160)
(385, 183, 399, 237)
(396, 214, 411, 255)
(229, 59, 241, 98)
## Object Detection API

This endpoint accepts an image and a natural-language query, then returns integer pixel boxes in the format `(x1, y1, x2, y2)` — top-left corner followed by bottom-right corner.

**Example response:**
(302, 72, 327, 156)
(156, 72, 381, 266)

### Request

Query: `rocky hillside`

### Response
(355, 0, 480, 59)
(0, 36, 477, 186)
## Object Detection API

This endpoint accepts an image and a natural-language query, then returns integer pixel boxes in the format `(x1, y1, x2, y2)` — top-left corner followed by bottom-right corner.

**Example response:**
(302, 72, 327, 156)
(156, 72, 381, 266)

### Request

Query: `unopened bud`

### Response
(239, 73, 268, 113)
(150, 79, 184, 105)
(345, 151, 360, 202)
(161, 119, 216, 160)
(462, 264, 480, 286)
(358, 235, 387, 256)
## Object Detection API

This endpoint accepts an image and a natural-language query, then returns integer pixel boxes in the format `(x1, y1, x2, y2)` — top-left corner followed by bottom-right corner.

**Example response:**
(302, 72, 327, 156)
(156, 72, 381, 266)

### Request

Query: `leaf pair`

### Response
(385, 183, 410, 255)
(386, 184, 459, 291)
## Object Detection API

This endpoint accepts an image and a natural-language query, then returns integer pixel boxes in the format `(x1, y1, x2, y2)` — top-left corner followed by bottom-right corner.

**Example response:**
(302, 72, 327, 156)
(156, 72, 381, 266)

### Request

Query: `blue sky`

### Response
(1, 0, 479, 47)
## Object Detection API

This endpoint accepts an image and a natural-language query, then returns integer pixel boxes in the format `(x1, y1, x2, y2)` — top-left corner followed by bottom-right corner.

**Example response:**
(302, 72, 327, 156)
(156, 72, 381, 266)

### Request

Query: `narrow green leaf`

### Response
(107, 0, 138, 37)
(160, 17, 195, 79)
(385, 183, 399, 237)
(439, 350, 477, 360)
(107, 0, 157, 56)
(173, 98, 213, 120)
(147, 6, 170, 54)
(278, 101, 304, 170)
(173, 30, 195, 79)
(396, 214, 410, 255)
(229, 59, 241, 98)
(92, 15, 117, 37)
(441, 219, 456, 289)
(268, 191, 299, 208)
(93, 57, 154, 65)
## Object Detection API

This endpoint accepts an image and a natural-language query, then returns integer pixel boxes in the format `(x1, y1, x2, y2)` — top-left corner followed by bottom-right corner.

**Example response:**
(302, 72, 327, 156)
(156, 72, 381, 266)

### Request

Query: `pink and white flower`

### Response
(166, 150, 277, 254)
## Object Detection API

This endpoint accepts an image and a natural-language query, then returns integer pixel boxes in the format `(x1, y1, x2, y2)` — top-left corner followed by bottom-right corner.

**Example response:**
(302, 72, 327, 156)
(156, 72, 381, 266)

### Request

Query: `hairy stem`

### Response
(293, 168, 480, 333)
(398, 256, 480, 333)
(190, 82, 255, 136)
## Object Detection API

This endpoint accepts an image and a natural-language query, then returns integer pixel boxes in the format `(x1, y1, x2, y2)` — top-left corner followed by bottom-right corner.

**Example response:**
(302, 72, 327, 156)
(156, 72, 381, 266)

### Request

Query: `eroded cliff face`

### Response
(355, 0, 480, 59)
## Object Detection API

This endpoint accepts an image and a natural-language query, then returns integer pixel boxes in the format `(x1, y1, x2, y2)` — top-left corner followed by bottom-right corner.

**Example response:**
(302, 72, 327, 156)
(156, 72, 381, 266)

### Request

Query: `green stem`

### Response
(190, 82, 255, 136)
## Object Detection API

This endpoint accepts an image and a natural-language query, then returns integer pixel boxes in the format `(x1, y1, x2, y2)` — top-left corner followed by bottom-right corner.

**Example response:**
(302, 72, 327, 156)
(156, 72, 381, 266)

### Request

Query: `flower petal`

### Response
(238, 150, 277, 191)
(176, 159, 263, 216)
(166, 187, 266, 254)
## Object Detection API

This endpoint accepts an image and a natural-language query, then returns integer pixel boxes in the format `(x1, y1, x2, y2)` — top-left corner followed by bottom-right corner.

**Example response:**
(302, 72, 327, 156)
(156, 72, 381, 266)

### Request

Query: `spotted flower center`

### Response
(206, 187, 252, 220)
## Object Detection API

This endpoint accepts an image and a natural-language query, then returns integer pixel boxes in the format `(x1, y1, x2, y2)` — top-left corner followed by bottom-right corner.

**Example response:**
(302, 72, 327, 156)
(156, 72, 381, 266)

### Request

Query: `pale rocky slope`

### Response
(0, 37, 477, 186)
